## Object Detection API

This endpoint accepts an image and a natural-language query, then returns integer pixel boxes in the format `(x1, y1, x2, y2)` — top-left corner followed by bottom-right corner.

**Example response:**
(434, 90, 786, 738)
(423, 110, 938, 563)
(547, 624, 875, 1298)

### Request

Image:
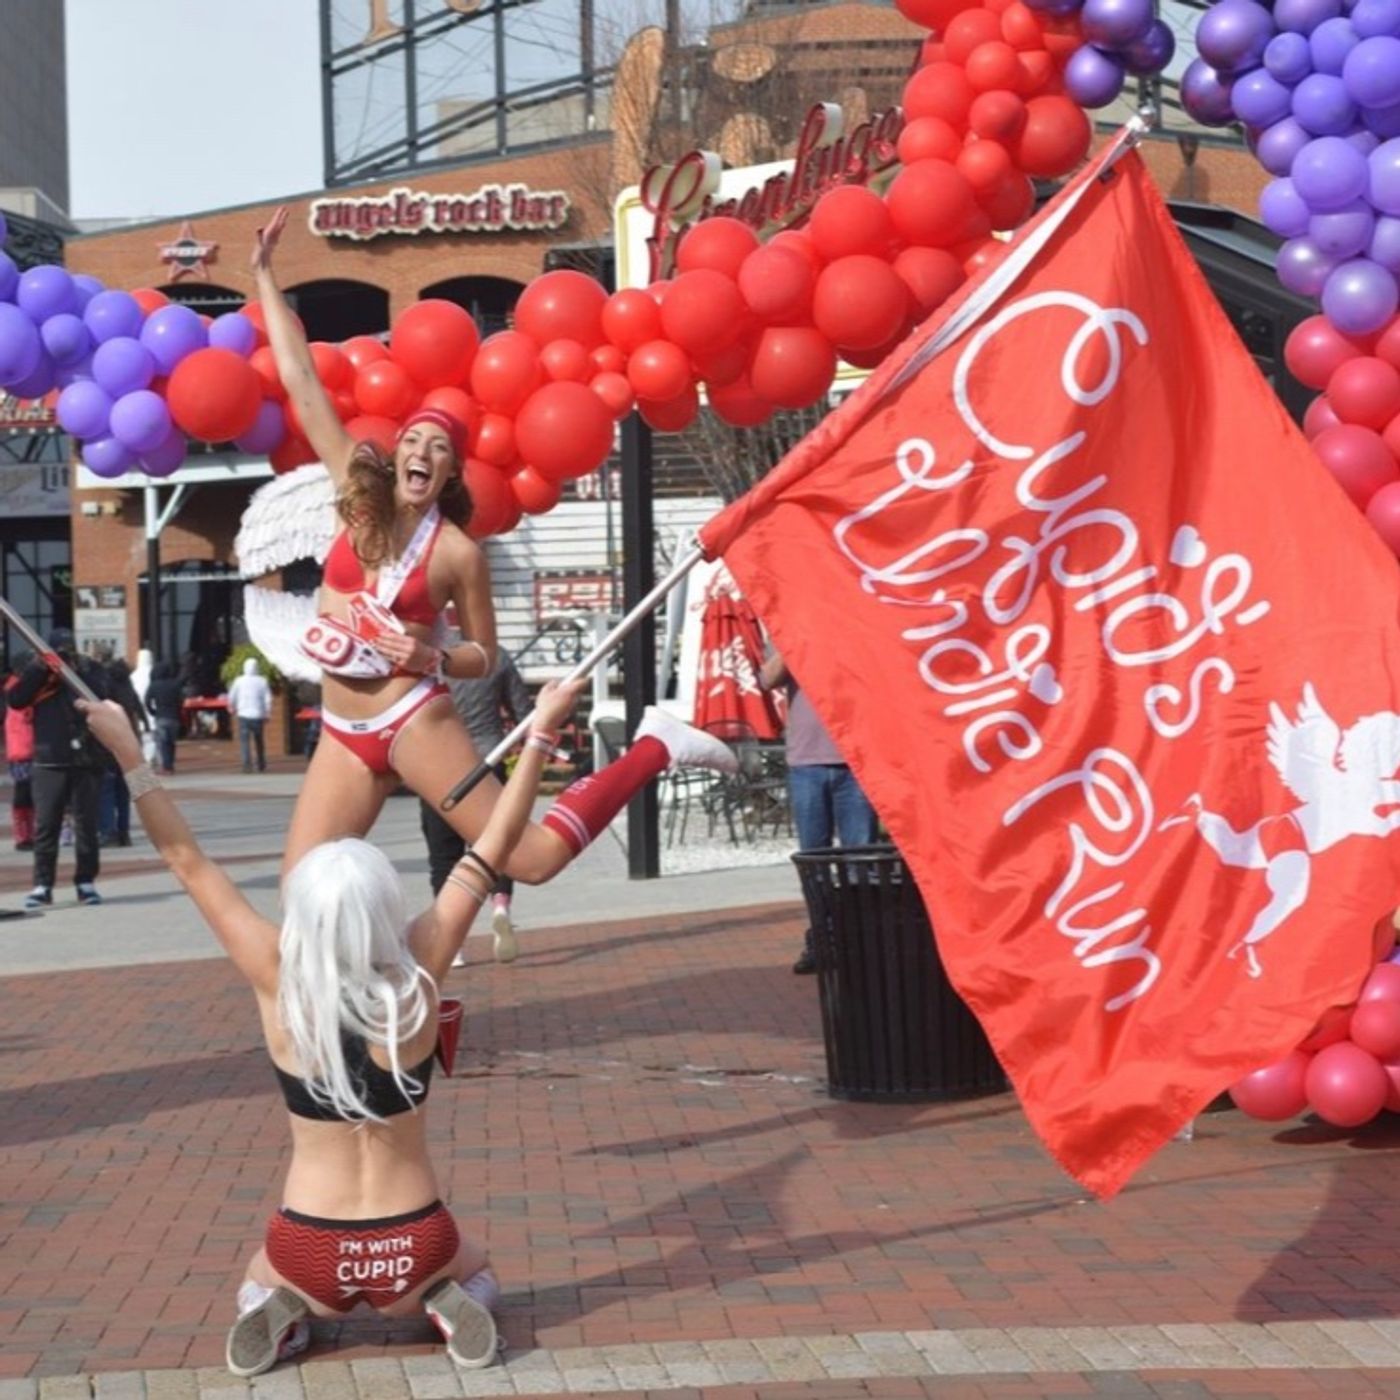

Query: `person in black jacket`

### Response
(146, 661, 184, 774)
(8, 628, 111, 909)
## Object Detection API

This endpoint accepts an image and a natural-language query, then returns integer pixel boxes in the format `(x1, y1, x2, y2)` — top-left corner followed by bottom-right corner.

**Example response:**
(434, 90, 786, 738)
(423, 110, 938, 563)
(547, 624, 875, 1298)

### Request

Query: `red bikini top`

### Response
(322, 520, 443, 627)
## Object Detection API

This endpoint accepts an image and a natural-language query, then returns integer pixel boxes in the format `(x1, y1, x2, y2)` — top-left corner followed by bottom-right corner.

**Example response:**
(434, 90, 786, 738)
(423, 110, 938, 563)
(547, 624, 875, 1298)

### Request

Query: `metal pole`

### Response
(144, 485, 161, 662)
(404, 0, 420, 167)
(494, 0, 508, 153)
(319, 0, 338, 185)
(581, 0, 596, 128)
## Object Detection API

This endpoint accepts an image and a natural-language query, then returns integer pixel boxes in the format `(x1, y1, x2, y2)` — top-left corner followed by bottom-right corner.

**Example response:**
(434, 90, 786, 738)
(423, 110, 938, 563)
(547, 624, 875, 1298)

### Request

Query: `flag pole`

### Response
(0, 597, 100, 703)
(439, 546, 706, 811)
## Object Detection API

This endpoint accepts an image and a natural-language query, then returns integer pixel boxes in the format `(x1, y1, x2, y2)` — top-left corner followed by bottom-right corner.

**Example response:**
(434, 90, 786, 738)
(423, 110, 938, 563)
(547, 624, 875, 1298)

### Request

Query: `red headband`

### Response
(397, 407, 467, 459)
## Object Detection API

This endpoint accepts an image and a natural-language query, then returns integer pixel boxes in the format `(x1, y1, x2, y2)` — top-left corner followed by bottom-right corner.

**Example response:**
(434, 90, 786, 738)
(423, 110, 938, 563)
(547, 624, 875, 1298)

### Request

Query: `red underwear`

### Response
(319, 676, 449, 777)
(265, 1200, 461, 1313)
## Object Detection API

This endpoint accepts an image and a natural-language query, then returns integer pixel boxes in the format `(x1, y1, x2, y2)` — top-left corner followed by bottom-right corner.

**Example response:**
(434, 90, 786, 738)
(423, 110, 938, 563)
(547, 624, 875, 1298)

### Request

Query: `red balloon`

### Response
(240, 301, 299, 349)
(1306, 1042, 1389, 1127)
(1366, 480, 1400, 553)
(1229, 1049, 1311, 1121)
(1312, 425, 1400, 509)
(420, 385, 481, 437)
(514, 270, 606, 350)
(945, 9, 1004, 62)
(1361, 962, 1400, 1004)
(675, 217, 760, 280)
(814, 255, 910, 351)
(515, 381, 615, 482)
(808, 186, 896, 261)
(390, 299, 480, 389)
(750, 326, 838, 409)
(332, 390, 358, 422)
(645, 279, 670, 307)
(1384, 413, 1400, 460)
(1304, 395, 1342, 440)
(921, 36, 946, 64)
(601, 289, 663, 353)
(590, 343, 627, 375)
(694, 334, 754, 389)
(1385, 1060, 1400, 1112)
(969, 90, 1028, 141)
(1037, 13, 1084, 59)
(342, 335, 390, 373)
(894, 246, 966, 320)
(738, 246, 815, 323)
(354, 358, 417, 420)
(1351, 1000, 1400, 1060)
(709, 376, 774, 428)
(1373, 912, 1397, 963)
(896, 0, 985, 37)
(472, 412, 517, 469)
(540, 338, 592, 383)
(250, 346, 285, 401)
(979, 173, 1036, 231)
(310, 342, 353, 392)
(1299, 1004, 1354, 1053)
(463, 458, 516, 538)
(661, 269, 746, 355)
(1001, 1, 1047, 49)
(1012, 96, 1091, 178)
(628, 340, 692, 401)
(270, 434, 316, 474)
(1286, 315, 1366, 390)
(512, 465, 562, 516)
(167, 347, 262, 443)
(887, 159, 977, 248)
(1328, 356, 1400, 429)
(1375, 317, 1400, 370)
(1018, 49, 1059, 93)
(589, 370, 635, 419)
(639, 384, 700, 433)
(957, 139, 1014, 195)
(965, 40, 1025, 92)
(898, 117, 964, 165)
(345, 414, 401, 456)
(470, 331, 542, 415)
(768, 230, 825, 276)
(841, 327, 913, 370)
(131, 288, 169, 317)
(903, 62, 976, 128)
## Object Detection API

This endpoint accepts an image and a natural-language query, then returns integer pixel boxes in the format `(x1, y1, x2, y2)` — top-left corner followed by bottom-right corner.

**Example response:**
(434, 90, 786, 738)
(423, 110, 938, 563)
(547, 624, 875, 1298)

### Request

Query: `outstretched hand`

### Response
(76, 699, 142, 767)
(251, 206, 289, 274)
(533, 678, 585, 733)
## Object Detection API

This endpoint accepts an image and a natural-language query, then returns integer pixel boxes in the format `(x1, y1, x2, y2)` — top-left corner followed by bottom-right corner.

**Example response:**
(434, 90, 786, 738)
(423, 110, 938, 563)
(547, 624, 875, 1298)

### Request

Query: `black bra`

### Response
(273, 1031, 435, 1122)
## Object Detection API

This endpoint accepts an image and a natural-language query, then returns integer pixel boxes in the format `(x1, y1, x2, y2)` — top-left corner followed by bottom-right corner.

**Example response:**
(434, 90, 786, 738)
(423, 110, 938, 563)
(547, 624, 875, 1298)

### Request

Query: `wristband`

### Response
(124, 762, 162, 802)
(456, 848, 499, 887)
(526, 734, 557, 756)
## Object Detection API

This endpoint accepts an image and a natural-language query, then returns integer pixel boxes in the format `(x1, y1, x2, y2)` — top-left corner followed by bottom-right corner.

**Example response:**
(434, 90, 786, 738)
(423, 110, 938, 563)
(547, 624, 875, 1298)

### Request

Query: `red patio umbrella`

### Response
(692, 572, 786, 740)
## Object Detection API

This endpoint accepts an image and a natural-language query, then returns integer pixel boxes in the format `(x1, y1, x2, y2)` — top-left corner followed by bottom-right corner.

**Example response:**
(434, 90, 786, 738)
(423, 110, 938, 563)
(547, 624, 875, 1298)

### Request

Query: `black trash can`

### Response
(793, 844, 1007, 1103)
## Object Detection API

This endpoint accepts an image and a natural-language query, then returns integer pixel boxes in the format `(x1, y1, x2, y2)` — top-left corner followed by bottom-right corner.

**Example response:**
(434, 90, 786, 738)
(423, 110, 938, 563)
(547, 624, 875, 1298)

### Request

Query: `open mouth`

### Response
(404, 462, 432, 487)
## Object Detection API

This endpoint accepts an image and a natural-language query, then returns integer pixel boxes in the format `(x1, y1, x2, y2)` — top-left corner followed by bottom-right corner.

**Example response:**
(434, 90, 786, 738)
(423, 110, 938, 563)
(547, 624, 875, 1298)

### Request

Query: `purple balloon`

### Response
(0, 252, 17, 303)
(1350, 127, 1383, 151)
(1081, 0, 1154, 48)
(40, 312, 91, 368)
(234, 399, 286, 456)
(1277, 0, 1342, 33)
(1311, 199, 1376, 254)
(208, 312, 257, 358)
(1293, 72, 1359, 131)
(139, 303, 207, 374)
(1365, 99, 1400, 134)
(1370, 213, 1400, 267)
(7, 348, 56, 401)
(1261, 177, 1314, 235)
(1294, 134, 1370, 206)
(1323, 257, 1399, 331)
(83, 290, 144, 346)
(139, 429, 187, 479)
(1311, 16, 1360, 73)
(0, 212, 6, 247)
(1354, 0, 1400, 33)
(1266, 31, 1314, 81)
(1277, 236, 1340, 294)
(1065, 45, 1127, 106)
(16, 266, 76, 324)
(1257, 115, 1313, 172)
(1123, 18, 1175, 74)
(1343, 35, 1400, 107)
(56, 380, 113, 438)
(110, 389, 173, 455)
(1369, 137, 1400, 212)
(71, 274, 104, 311)
(0, 302, 42, 385)
(54, 355, 94, 389)
(1234, 69, 1296, 125)
(82, 435, 136, 479)
(1182, 58, 1238, 124)
(92, 335, 155, 398)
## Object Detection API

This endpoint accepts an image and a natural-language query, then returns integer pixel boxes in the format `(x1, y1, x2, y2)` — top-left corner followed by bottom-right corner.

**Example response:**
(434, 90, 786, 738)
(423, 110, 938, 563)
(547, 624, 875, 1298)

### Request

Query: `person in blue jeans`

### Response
(760, 649, 879, 974)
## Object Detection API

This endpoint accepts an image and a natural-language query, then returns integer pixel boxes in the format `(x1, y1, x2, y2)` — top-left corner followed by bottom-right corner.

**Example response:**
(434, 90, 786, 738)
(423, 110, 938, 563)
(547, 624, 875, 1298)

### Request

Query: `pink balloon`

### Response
(1229, 1049, 1312, 1120)
(1361, 961, 1400, 1004)
(1304, 395, 1343, 440)
(1299, 1004, 1353, 1052)
(1350, 1000, 1400, 1060)
(1367, 480, 1400, 553)
(1384, 1060, 1400, 1112)
(1306, 1042, 1389, 1127)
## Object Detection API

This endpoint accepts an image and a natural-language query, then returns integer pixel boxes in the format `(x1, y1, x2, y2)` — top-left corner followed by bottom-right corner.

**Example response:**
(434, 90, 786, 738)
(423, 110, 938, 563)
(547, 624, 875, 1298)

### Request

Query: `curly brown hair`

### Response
(336, 439, 473, 569)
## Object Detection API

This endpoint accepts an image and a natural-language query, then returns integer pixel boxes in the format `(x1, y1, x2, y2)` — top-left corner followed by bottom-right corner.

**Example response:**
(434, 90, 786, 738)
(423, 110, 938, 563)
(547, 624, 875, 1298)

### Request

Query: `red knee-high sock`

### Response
(542, 737, 668, 856)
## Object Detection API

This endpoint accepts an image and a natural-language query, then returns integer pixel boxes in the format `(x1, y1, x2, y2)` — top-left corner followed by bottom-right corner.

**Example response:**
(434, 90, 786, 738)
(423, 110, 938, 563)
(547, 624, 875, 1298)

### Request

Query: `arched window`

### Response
(157, 282, 246, 318)
(286, 279, 390, 343)
(421, 276, 524, 338)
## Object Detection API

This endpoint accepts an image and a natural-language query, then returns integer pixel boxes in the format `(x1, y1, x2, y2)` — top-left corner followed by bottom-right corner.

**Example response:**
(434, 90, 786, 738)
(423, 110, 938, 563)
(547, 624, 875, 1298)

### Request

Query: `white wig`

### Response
(278, 838, 433, 1123)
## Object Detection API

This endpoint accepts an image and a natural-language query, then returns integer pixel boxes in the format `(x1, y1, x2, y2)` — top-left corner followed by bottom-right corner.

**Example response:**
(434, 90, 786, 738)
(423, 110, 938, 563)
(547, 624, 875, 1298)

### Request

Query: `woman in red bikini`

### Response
(78, 679, 583, 1376)
(253, 210, 734, 892)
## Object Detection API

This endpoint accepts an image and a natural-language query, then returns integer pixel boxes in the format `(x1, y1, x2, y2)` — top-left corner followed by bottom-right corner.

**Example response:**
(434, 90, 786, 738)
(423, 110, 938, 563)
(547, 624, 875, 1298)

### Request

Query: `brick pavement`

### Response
(5, 902, 1400, 1395)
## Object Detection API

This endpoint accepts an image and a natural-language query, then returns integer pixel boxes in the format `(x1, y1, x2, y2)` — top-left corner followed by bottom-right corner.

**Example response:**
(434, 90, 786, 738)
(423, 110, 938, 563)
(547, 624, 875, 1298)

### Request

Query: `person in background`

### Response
(146, 661, 184, 775)
(5, 662, 35, 852)
(227, 657, 274, 774)
(760, 647, 880, 974)
(419, 646, 532, 966)
(9, 629, 111, 909)
(99, 657, 149, 848)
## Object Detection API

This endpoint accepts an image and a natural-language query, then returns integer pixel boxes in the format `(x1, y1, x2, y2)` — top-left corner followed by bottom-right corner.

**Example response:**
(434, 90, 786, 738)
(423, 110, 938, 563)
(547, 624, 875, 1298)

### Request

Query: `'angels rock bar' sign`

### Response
(309, 184, 570, 242)
(640, 101, 903, 282)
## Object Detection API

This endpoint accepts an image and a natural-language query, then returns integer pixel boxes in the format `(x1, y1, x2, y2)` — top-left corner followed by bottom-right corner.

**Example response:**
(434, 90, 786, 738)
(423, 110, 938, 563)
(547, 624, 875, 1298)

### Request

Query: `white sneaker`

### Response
(634, 706, 738, 774)
(492, 905, 518, 964)
(423, 1278, 498, 1369)
(451, 950, 467, 968)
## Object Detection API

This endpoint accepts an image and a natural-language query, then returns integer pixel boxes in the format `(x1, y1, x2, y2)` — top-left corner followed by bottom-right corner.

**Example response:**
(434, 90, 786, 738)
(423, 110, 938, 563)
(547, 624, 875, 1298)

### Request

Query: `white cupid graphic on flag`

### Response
(1161, 685, 1400, 979)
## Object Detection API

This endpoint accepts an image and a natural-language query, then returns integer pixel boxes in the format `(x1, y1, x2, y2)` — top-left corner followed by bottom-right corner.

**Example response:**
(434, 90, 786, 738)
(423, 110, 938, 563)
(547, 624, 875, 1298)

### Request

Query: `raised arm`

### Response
(251, 207, 356, 485)
(77, 699, 280, 991)
(410, 679, 581, 981)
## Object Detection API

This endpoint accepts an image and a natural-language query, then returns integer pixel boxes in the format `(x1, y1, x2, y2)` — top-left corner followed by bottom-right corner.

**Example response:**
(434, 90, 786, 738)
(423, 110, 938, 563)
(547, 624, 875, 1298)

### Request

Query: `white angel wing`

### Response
(1266, 683, 1342, 803)
(242, 586, 322, 684)
(235, 464, 336, 580)
(1341, 711, 1400, 782)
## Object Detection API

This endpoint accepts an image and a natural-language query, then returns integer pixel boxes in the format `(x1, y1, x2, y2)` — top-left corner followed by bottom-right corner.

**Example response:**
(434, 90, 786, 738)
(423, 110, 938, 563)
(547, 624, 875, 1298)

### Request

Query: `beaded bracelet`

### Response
(124, 762, 163, 802)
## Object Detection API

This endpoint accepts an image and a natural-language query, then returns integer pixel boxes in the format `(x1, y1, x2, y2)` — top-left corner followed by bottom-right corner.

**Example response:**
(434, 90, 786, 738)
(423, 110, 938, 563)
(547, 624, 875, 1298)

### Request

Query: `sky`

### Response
(66, 0, 324, 223)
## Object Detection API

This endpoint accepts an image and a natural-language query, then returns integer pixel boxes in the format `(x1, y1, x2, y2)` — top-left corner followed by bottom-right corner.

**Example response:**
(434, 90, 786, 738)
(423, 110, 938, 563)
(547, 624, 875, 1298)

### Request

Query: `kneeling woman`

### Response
(79, 679, 583, 1376)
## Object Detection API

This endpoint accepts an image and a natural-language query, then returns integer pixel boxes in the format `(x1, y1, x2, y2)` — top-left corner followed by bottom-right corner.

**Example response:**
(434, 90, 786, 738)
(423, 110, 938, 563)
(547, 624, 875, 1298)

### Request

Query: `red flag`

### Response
(700, 147, 1400, 1197)
(693, 567, 786, 739)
